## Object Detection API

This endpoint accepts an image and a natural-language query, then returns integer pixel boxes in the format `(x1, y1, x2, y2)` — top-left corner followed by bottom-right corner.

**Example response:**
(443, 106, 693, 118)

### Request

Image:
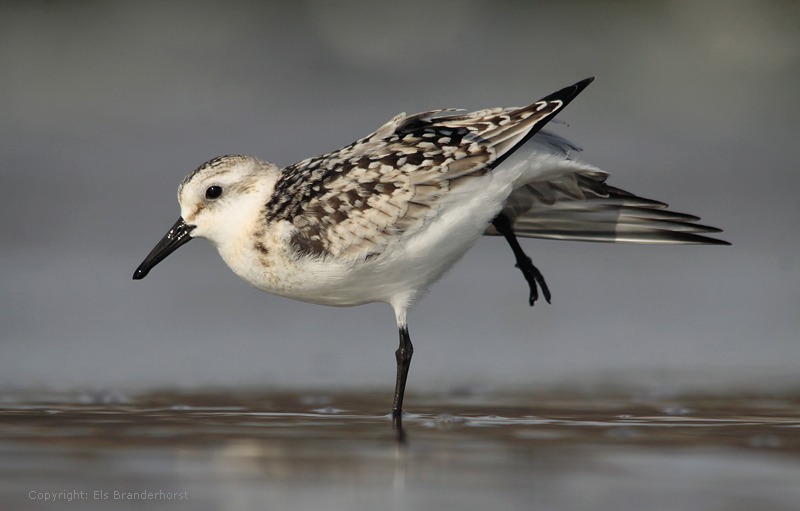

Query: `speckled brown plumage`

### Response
(263, 100, 564, 260)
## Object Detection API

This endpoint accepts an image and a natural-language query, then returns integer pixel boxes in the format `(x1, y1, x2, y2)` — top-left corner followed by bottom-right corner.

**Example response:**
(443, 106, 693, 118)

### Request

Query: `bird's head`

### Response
(133, 155, 279, 280)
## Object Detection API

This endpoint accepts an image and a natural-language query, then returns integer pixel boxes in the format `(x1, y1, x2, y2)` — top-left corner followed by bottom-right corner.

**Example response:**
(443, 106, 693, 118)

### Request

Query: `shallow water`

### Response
(2, 389, 800, 510)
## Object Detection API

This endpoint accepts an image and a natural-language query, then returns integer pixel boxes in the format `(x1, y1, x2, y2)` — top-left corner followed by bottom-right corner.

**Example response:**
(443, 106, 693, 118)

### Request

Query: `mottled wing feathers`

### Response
(264, 79, 595, 260)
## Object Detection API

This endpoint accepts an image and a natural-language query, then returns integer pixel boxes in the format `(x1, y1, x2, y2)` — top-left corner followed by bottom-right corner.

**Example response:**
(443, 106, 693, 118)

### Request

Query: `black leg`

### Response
(492, 213, 551, 306)
(392, 325, 413, 417)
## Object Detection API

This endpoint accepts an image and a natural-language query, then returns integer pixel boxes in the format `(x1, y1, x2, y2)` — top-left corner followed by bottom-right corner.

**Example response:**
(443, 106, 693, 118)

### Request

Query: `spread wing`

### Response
(485, 132, 729, 245)
(264, 79, 595, 260)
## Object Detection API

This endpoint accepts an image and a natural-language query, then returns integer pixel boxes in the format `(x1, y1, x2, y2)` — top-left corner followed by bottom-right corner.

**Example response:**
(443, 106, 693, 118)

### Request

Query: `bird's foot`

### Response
(515, 255, 551, 306)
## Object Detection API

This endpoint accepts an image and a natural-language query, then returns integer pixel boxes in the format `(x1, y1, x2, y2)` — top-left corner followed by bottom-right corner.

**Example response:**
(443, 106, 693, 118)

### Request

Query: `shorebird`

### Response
(133, 78, 728, 417)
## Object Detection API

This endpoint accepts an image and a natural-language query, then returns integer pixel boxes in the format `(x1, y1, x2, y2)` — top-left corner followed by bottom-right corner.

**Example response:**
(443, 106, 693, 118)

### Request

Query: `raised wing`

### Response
(264, 79, 596, 260)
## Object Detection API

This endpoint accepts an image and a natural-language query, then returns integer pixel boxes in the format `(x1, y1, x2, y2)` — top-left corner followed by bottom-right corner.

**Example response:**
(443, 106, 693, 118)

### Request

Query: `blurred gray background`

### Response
(1, 0, 798, 394)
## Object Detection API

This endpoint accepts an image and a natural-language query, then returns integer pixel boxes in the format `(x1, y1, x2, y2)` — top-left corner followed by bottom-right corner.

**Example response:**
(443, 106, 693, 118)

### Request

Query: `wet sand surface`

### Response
(2, 389, 800, 510)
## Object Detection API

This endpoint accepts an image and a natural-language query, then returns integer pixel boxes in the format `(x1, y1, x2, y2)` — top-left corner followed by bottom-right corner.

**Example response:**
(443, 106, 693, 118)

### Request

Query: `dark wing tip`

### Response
(576, 76, 596, 89)
(664, 231, 731, 245)
(707, 237, 732, 246)
(486, 78, 596, 172)
(539, 77, 595, 107)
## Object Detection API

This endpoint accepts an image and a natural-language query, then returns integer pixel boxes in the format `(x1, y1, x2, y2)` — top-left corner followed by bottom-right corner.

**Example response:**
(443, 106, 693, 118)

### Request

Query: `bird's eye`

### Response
(205, 185, 223, 199)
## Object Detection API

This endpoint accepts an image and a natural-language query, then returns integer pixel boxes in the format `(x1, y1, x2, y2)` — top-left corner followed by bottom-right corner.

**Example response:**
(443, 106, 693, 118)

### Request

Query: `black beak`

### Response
(133, 217, 195, 280)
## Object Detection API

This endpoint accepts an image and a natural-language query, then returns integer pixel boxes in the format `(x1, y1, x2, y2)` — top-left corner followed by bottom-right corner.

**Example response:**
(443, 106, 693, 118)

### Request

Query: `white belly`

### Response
(220, 183, 509, 310)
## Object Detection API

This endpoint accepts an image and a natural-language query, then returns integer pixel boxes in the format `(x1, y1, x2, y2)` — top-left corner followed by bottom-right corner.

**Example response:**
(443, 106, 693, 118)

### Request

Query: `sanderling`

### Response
(133, 78, 728, 417)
